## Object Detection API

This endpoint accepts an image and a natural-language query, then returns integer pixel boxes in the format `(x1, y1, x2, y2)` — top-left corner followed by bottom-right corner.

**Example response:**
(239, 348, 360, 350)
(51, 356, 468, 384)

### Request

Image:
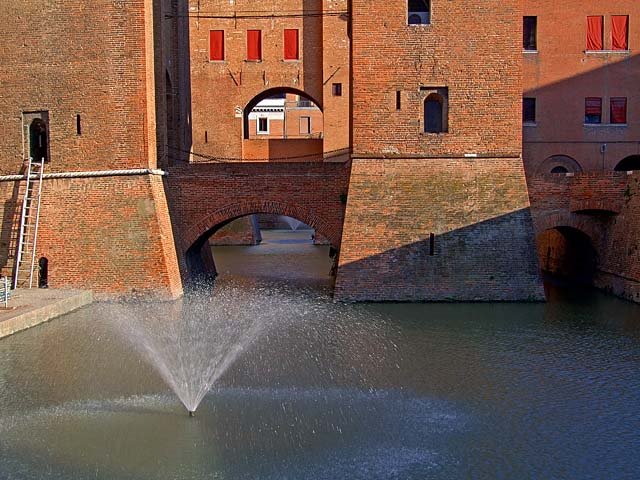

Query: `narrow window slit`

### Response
(429, 233, 435, 256)
(76, 114, 82, 135)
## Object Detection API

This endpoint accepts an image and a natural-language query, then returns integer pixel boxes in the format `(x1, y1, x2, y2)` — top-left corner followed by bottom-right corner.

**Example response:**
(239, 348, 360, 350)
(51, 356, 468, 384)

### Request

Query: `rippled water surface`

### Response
(1, 231, 639, 479)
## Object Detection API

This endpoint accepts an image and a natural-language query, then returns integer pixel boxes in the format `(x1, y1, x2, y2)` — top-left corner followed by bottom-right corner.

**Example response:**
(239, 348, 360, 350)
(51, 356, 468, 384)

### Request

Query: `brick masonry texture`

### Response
(1, 0, 638, 303)
(187, 0, 350, 161)
(528, 171, 640, 302)
(0, 175, 182, 297)
(335, 158, 544, 301)
(335, 0, 543, 301)
(165, 161, 349, 279)
(523, 0, 640, 173)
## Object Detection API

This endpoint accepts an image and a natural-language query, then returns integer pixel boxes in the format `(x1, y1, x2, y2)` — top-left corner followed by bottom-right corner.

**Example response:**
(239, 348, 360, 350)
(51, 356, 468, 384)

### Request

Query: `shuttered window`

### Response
(209, 30, 224, 61)
(247, 30, 262, 61)
(284, 29, 299, 60)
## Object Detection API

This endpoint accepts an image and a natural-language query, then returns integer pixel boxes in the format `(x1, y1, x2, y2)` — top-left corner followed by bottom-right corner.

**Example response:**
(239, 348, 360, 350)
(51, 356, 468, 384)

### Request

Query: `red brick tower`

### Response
(335, 0, 544, 301)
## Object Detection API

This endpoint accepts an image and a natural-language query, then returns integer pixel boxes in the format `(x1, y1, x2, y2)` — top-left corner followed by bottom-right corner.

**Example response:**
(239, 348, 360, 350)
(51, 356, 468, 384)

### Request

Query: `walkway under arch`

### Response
(166, 161, 350, 281)
(243, 87, 323, 140)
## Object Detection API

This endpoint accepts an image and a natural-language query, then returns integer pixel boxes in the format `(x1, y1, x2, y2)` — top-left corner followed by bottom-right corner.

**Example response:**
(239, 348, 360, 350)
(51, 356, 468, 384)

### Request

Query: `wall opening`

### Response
(537, 227, 597, 285)
(29, 118, 49, 162)
(614, 155, 640, 172)
(38, 257, 48, 288)
(186, 213, 336, 292)
(243, 88, 324, 161)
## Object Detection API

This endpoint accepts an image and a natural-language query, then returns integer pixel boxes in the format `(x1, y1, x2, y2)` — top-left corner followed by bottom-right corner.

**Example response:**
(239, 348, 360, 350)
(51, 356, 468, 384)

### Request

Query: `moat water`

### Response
(1, 230, 639, 479)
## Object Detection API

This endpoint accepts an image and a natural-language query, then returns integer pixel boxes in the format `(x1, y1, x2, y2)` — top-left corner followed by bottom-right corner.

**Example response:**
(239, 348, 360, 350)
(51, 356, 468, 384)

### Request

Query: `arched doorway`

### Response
(614, 155, 640, 172)
(242, 87, 324, 161)
(537, 226, 597, 284)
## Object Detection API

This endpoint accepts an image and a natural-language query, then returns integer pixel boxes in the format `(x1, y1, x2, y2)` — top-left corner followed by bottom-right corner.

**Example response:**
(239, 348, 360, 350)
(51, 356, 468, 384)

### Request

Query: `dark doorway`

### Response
(29, 119, 49, 162)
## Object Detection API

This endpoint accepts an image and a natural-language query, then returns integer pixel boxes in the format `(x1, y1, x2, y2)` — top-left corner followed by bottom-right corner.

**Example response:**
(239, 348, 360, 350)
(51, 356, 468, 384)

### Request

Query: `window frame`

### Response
(408, 0, 431, 26)
(209, 30, 225, 62)
(523, 97, 536, 124)
(246, 30, 263, 61)
(584, 97, 603, 125)
(610, 97, 628, 125)
(283, 29, 300, 61)
(299, 116, 311, 135)
(523, 16, 537, 51)
(586, 16, 604, 51)
(611, 15, 629, 51)
(257, 117, 269, 135)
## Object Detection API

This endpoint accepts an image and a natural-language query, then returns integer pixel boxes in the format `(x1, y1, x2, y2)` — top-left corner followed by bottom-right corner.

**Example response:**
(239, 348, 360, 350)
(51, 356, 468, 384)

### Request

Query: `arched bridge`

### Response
(165, 161, 350, 278)
(527, 170, 640, 302)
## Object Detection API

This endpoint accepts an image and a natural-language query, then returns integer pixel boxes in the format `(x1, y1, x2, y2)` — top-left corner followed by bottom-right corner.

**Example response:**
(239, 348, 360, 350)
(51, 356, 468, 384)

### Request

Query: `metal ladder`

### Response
(13, 157, 45, 289)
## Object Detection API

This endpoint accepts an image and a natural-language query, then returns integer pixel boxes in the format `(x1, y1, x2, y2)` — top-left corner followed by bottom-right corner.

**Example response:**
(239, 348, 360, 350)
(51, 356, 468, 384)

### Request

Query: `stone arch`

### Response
(183, 200, 339, 252)
(183, 200, 340, 278)
(614, 155, 640, 172)
(536, 154, 583, 175)
(534, 211, 602, 246)
(243, 87, 322, 140)
(536, 222, 598, 284)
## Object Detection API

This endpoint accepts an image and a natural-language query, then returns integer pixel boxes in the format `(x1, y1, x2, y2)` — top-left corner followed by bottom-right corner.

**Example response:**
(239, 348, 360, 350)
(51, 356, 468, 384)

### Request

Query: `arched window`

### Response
(408, 0, 430, 25)
(614, 155, 640, 172)
(424, 94, 444, 133)
(29, 118, 48, 162)
(550, 166, 569, 174)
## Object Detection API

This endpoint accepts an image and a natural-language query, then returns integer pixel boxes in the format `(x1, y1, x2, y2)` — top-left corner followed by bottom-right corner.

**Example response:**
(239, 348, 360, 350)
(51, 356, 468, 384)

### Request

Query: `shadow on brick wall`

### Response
(335, 207, 544, 302)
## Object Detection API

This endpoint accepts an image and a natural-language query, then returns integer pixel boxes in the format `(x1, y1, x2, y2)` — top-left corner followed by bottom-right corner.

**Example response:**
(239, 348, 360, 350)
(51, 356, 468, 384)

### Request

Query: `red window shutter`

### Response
(585, 97, 602, 115)
(586, 16, 603, 50)
(611, 97, 627, 124)
(209, 30, 224, 61)
(284, 29, 299, 60)
(247, 30, 262, 61)
(612, 16, 629, 50)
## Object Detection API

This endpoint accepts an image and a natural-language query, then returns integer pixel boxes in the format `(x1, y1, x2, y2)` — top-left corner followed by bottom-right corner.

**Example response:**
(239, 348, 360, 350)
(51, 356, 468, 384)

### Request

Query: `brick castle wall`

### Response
(528, 171, 640, 302)
(334, 0, 543, 301)
(0, 0, 182, 297)
(335, 159, 544, 301)
(523, 0, 640, 173)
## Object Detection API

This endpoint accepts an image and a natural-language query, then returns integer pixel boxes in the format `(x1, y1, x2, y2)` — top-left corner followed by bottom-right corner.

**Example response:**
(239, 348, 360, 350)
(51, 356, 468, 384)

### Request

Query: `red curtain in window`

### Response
(284, 29, 299, 60)
(247, 30, 262, 60)
(611, 97, 627, 124)
(209, 30, 224, 61)
(585, 97, 602, 115)
(612, 16, 629, 50)
(586, 16, 603, 50)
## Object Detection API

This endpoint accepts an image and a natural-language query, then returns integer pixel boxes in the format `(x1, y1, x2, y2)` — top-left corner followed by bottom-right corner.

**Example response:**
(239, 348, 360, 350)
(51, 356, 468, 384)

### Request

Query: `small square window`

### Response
(257, 117, 269, 134)
(610, 97, 627, 124)
(300, 117, 311, 135)
(585, 97, 602, 124)
(408, 0, 430, 25)
(523, 17, 537, 50)
(332, 83, 342, 96)
(523, 97, 536, 123)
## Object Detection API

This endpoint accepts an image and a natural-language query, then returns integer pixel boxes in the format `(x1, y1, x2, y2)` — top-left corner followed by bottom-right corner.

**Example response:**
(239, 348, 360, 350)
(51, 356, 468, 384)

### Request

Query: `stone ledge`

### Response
(0, 289, 93, 339)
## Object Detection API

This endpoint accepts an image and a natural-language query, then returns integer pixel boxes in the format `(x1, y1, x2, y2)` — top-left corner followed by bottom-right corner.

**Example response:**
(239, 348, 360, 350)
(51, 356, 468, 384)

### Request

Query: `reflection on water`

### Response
(0, 230, 639, 479)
